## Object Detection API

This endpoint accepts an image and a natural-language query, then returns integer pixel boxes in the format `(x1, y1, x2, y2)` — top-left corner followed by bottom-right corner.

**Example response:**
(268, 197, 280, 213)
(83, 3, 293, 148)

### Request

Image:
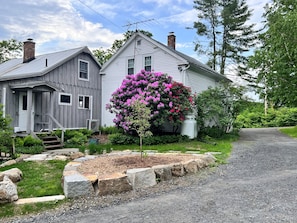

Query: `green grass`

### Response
(110, 133, 238, 164)
(0, 160, 67, 219)
(279, 126, 297, 138)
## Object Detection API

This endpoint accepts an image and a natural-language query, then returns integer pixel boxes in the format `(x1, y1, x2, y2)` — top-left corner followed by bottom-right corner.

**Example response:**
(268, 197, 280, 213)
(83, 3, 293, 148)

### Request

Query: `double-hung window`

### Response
(127, 58, 134, 75)
(79, 59, 89, 80)
(78, 95, 90, 109)
(144, 56, 152, 71)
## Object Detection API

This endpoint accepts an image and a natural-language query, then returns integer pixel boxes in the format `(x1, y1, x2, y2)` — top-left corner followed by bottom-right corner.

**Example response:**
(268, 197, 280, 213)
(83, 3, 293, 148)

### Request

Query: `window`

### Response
(127, 58, 134, 75)
(144, 56, 152, 71)
(59, 93, 72, 106)
(22, 95, 27, 110)
(79, 59, 89, 80)
(78, 95, 90, 109)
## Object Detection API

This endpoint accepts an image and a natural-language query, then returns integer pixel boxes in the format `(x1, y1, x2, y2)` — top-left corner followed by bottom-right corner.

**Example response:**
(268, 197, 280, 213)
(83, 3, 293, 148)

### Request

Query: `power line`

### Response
(76, 0, 125, 32)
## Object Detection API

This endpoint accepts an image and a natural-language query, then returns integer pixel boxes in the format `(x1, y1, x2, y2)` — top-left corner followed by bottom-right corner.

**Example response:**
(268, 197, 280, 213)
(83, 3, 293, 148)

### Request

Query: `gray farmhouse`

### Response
(0, 39, 102, 134)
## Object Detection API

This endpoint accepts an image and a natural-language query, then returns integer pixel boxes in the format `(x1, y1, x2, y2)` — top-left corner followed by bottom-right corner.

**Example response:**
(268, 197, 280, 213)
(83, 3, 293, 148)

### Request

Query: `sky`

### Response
(0, 0, 271, 77)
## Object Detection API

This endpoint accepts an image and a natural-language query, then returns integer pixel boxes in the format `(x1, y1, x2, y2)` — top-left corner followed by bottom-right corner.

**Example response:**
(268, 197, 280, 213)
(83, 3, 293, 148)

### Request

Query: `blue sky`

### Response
(0, 0, 270, 69)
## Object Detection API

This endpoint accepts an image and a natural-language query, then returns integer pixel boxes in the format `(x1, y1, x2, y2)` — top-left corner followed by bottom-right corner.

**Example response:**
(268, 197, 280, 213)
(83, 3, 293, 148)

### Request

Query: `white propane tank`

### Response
(181, 114, 198, 139)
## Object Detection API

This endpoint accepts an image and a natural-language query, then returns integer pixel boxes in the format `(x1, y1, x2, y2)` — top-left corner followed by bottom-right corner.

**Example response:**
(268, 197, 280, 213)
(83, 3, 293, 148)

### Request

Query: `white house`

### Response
(100, 31, 230, 127)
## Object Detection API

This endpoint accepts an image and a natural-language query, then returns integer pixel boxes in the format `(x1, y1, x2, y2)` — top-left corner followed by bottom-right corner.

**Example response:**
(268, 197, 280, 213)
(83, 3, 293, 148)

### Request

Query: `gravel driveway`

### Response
(7, 128, 297, 223)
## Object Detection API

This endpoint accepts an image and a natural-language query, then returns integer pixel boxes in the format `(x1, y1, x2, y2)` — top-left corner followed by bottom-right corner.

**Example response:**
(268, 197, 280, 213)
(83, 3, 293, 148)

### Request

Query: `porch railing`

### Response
(46, 114, 65, 143)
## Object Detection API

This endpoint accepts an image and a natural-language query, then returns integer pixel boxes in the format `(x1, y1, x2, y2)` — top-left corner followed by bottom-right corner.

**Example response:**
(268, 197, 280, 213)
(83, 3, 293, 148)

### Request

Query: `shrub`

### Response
(64, 132, 88, 147)
(109, 133, 138, 145)
(195, 82, 244, 135)
(23, 135, 43, 147)
(109, 133, 190, 145)
(107, 70, 193, 133)
(235, 107, 297, 128)
(99, 126, 123, 135)
(88, 143, 103, 155)
(16, 145, 44, 154)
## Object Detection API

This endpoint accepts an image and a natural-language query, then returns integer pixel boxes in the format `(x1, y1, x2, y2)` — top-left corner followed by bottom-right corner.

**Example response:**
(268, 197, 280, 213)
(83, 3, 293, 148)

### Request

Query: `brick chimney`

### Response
(167, 32, 176, 50)
(23, 38, 35, 63)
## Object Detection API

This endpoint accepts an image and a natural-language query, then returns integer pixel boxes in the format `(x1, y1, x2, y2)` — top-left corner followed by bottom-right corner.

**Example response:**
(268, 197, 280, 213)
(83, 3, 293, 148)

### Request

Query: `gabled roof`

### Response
(0, 46, 101, 81)
(101, 32, 230, 82)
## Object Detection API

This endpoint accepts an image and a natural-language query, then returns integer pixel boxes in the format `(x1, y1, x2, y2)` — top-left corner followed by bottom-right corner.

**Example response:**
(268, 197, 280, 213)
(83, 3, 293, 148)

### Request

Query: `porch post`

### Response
(26, 89, 33, 134)
(48, 91, 54, 130)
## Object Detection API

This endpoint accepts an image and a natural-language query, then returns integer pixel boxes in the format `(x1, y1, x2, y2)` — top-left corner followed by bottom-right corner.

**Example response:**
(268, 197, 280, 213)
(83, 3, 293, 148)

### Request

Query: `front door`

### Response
(18, 92, 35, 132)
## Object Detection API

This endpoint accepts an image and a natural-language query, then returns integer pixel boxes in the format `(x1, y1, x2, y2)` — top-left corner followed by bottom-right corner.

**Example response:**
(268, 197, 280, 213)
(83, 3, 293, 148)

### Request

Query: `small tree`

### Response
(0, 104, 13, 154)
(195, 82, 244, 137)
(126, 98, 152, 160)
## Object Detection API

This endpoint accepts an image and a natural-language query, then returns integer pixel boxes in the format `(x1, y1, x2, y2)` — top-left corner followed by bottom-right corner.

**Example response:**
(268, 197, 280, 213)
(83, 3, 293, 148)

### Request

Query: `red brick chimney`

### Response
(167, 32, 176, 50)
(23, 38, 35, 63)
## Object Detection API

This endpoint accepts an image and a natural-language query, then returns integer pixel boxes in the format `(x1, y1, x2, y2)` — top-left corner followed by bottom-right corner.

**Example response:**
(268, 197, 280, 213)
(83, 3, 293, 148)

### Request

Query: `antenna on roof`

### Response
(123, 19, 154, 31)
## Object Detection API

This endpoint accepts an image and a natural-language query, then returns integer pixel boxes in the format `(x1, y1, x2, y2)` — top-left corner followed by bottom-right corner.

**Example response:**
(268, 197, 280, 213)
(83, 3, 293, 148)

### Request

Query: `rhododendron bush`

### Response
(106, 70, 194, 133)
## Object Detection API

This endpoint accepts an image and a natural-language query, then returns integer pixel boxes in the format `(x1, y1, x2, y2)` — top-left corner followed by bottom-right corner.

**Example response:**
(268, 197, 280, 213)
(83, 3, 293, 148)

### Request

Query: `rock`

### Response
(195, 158, 207, 168)
(171, 163, 185, 177)
(98, 172, 132, 196)
(153, 164, 173, 181)
(0, 176, 18, 204)
(1, 168, 23, 183)
(183, 160, 198, 174)
(0, 159, 16, 168)
(69, 152, 85, 160)
(53, 155, 68, 161)
(63, 173, 94, 198)
(204, 153, 217, 165)
(126, 168, 157, 189)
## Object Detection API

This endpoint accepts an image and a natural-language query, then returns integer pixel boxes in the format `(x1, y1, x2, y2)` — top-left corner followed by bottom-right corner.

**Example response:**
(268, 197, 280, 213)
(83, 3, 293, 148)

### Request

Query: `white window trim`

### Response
(127, 58, 135, 75)
(143, 55, 152, 71)
(78, 59, 89, 81)
(78, 94, 91, 109)
(59, 93, 72, 106)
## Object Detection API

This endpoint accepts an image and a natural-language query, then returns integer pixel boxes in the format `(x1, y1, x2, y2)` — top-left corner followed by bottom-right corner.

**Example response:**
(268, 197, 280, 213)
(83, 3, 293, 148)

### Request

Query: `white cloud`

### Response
(0, 0, 122, 54)
(158, 9, 197, 27)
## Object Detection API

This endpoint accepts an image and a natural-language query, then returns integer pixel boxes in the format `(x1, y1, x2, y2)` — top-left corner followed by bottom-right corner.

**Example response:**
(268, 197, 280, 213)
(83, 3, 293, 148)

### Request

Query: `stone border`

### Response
(62, 153, 216, 198)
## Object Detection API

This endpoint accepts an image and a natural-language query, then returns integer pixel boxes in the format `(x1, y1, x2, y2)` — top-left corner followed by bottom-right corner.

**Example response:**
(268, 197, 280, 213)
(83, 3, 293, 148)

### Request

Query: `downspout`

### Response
(88, 95, 93, 130)
(2, 87, 6, 118)
(179, 64, 190, 85)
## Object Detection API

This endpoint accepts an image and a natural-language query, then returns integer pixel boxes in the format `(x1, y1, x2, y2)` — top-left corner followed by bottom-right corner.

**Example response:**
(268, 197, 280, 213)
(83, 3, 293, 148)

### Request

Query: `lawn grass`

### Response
(279, 126, 297, 138)
(0, 160, 67, 219)
(110, 133, 238, 164)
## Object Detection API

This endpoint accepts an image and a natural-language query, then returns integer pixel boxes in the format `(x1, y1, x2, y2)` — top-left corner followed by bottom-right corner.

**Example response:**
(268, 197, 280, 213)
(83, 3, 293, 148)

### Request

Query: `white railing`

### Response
(46, 114, 65, 143)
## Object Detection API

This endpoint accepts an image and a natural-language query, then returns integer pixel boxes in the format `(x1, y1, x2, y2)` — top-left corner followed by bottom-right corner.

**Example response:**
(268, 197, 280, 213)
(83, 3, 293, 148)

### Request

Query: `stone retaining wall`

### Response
(62, 153, 216, 199)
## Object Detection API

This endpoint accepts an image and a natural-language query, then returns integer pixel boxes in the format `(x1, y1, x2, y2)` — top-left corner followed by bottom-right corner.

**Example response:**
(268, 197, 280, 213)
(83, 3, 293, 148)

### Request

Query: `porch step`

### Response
(36, 132, 63, 150)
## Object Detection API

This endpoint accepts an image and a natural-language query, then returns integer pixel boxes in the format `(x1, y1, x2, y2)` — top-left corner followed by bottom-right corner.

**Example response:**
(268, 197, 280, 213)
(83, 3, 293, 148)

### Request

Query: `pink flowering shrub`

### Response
(107, 70, 193, 133)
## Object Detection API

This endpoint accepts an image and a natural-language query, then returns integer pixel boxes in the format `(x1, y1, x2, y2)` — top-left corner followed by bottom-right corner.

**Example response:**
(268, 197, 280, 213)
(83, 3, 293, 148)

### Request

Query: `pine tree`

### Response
(193, 0, 257, 76)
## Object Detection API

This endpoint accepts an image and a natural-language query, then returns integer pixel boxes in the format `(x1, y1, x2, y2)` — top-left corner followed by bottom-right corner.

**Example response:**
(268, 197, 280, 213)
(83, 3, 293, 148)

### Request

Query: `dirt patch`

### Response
(77, 154, 198, 179)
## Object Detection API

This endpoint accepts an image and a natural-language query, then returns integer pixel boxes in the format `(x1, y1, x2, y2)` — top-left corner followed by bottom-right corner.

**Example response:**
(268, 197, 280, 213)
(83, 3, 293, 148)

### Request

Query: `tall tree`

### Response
(0, 39, 22, 63)
(193, 0, 257, 76)
(93, 30, 152, 65)
(249, 0, 297, 107)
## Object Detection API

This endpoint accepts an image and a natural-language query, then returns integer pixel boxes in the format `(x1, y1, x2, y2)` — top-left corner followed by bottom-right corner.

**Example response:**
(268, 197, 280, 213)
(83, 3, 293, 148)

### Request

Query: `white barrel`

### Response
(181, 115, 198, 139)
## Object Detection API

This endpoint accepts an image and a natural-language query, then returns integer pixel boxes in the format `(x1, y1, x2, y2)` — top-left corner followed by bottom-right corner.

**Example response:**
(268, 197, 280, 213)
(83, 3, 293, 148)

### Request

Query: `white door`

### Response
(18, 92, 35, 132)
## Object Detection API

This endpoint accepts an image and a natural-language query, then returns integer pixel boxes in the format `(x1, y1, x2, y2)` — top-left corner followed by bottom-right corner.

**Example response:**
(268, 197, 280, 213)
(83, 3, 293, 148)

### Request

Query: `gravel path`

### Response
(5, 128, 297, 223)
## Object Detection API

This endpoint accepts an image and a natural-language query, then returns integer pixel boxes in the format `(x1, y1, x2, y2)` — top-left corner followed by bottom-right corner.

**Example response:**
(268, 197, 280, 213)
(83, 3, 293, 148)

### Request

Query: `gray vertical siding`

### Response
(0, 52, 101, 131)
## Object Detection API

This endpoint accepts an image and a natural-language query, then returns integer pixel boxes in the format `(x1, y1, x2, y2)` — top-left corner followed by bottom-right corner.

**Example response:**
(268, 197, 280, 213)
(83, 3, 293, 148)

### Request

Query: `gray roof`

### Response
(0, 46, 100, 81)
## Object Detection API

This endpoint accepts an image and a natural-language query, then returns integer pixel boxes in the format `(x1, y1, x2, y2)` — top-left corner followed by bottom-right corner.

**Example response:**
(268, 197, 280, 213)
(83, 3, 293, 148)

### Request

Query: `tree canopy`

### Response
(93, 30, 152, 65)
(193, 0, 257, 76)
(0, 39, 22, 63)
(249, 0, 297, 107)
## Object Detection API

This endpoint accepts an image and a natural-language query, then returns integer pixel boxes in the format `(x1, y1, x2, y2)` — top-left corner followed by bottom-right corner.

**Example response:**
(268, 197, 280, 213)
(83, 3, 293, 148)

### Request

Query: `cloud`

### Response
(0, 0, 122, 54)
(158, 9, 197, 27)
